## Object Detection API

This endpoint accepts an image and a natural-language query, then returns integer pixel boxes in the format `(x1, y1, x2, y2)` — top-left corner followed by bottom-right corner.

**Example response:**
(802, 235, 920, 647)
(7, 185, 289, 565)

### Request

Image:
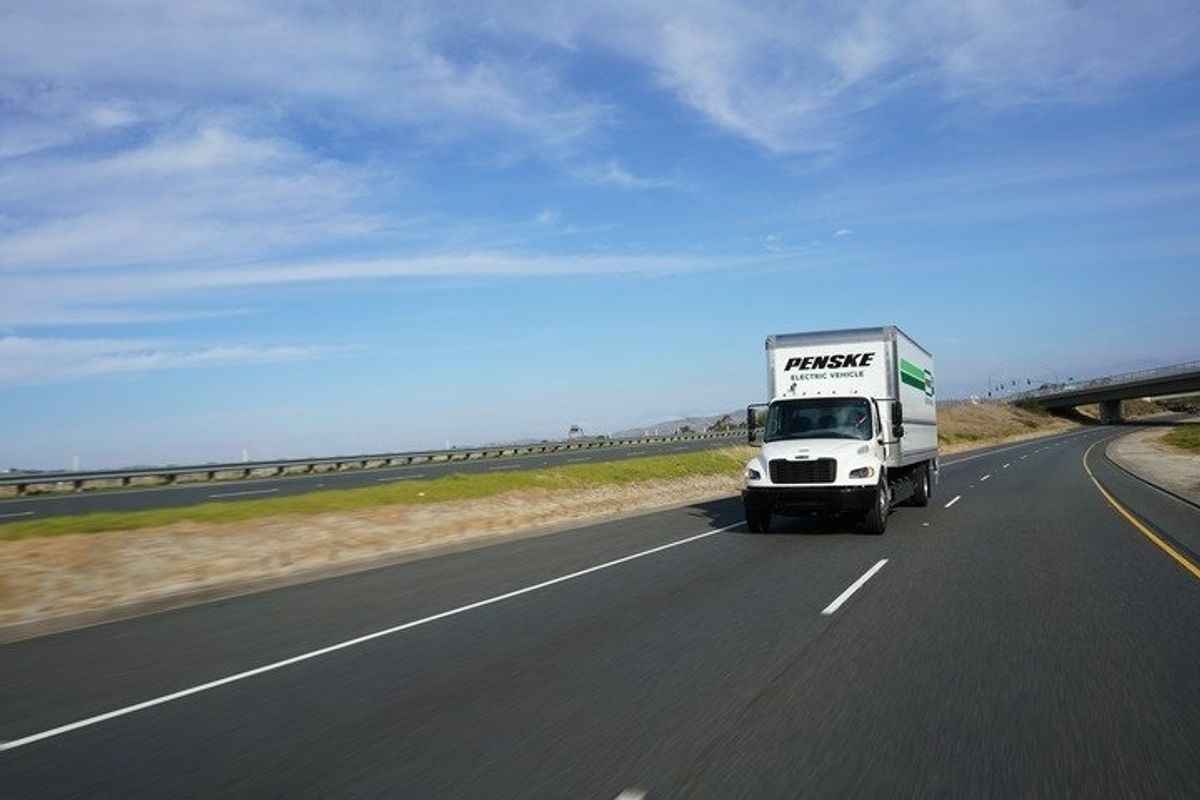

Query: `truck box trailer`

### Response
(742, 326, 937, 534)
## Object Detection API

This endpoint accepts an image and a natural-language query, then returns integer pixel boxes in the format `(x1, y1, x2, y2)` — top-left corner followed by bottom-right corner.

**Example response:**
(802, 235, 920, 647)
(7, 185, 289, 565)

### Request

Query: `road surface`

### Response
(3, 427, 1198, 797)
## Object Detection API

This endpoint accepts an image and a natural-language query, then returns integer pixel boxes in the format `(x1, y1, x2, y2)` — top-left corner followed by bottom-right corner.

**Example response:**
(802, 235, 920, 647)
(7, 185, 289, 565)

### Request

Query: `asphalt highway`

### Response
(0, 436, 735, 522)
(3, 426, 1199, 798)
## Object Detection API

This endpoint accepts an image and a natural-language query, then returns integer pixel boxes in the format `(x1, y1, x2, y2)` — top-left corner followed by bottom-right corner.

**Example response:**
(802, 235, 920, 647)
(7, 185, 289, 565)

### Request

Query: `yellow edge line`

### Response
(1083, 438, 1200, 580)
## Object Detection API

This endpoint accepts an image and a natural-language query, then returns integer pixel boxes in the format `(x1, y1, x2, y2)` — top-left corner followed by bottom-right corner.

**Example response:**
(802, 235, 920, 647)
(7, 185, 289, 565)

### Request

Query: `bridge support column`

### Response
(1099, 399, 1122, 424)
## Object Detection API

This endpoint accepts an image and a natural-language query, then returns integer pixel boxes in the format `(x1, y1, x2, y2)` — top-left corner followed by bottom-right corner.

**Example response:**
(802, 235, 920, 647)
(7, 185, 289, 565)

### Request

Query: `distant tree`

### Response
(678, 425, 693, 434)
(706, 414, 734, 432)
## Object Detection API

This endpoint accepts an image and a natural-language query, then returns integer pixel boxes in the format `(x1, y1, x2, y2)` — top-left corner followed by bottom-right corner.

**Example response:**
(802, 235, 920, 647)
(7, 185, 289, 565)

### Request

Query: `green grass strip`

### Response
(1, 447, 754, 542)
(1162, 423, 1200, 454)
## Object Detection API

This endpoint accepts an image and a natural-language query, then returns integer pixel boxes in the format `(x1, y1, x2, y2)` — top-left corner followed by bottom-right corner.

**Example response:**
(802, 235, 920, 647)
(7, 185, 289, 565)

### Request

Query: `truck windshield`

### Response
(764, 398, 873, 442)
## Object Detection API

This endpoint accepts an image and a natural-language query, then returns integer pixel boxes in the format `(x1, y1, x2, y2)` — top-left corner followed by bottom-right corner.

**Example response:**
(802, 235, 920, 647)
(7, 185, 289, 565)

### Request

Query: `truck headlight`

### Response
(849, 466, 875, 479)
(745, 468, 762, 480)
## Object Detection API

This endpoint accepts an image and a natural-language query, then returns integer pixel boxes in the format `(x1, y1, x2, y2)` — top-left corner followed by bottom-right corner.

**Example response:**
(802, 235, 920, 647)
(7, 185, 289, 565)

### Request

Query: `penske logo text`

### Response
(784, 353, 876, 371)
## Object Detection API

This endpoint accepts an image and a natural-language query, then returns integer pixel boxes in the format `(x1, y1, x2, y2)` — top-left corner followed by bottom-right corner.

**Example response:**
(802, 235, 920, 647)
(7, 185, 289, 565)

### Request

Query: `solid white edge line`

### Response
(821, 559, 888, 616)
(207, 488, 280, 499)
(944, 495, 961, 508)
(0, 511, 36, 518)
(0, 521, 742, 752)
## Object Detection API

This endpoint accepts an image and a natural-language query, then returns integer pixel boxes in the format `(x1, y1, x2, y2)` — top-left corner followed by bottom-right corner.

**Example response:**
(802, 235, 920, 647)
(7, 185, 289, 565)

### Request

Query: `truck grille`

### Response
(769, 458, 837, 484)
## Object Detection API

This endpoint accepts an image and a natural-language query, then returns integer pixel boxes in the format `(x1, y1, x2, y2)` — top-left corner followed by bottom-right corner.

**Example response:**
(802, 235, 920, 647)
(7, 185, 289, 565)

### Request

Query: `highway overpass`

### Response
(1015, 360, 1200, 422)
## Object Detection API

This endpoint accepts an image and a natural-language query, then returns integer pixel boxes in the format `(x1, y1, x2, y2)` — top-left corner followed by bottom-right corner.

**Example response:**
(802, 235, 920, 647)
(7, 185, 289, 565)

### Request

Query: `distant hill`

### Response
(613, 412, 743, 438)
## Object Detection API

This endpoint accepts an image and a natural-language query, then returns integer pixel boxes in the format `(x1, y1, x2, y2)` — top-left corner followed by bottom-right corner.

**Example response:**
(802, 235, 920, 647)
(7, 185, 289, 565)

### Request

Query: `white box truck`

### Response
(742, 326, 937, 534)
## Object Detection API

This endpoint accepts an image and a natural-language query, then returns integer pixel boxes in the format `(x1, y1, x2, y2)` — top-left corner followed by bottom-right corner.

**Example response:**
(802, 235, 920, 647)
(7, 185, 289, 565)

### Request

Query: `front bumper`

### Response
(742, 485, 876, 516)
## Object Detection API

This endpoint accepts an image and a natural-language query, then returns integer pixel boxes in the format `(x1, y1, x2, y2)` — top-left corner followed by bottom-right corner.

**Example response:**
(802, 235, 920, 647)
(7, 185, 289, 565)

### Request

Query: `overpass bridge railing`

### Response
(1010, 360, 1200, 403)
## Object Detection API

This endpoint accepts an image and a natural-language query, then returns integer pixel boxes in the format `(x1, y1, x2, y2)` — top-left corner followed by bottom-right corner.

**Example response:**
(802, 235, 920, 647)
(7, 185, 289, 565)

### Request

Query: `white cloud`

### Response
(0, 2, 608, 159)
(0, 251, 761, 326)
(6, 3, 1187, 168)
(1, 1, 1196, 331)
(491, 0, 1200, 153)
(574, 159, 679, 190)
(0, 336, 326, 387)
(834, 228, 852, 237)
(0, 123, 393, 271)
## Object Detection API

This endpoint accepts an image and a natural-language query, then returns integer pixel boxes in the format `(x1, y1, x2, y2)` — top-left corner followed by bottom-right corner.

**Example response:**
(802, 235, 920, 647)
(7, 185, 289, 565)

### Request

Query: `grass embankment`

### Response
(1, 447, 754, 542)
(937, 402, 1071, 450)
(1162, 424, 1200, 454)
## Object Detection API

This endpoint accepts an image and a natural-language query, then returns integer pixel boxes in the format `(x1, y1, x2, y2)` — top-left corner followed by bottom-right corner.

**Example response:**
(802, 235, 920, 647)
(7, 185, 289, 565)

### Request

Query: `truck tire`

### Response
(861, 480, 889, 535)
(908, 462, 931, 507)
(746, 509, 772, 533)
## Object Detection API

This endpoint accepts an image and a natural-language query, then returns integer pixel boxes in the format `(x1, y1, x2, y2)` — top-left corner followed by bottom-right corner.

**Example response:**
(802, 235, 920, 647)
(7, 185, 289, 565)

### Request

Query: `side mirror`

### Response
(891, 400, 904, 439)
(747, 404, 768, 446)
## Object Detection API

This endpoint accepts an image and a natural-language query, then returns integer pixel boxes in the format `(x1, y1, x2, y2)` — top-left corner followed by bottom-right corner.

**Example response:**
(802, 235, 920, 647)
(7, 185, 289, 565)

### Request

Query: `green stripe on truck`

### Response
(899, 359, 924, 380)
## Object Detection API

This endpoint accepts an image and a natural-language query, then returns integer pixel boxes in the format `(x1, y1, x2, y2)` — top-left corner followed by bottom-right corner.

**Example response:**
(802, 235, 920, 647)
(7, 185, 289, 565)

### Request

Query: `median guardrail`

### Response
(0, 431, 744, 497)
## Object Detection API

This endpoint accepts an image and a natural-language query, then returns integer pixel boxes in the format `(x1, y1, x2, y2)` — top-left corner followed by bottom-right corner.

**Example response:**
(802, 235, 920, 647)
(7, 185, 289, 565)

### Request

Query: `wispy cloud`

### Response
(0, 252, 764, 326)
(0, 3, 609, 158)
(573, 159, 680, 190)
(0, 336, 329, 387)
(0, 123, 395, 272)
(497, 1, 1200, 153)
(761, 232, 785, 253)
(2, 1, 1196, 332)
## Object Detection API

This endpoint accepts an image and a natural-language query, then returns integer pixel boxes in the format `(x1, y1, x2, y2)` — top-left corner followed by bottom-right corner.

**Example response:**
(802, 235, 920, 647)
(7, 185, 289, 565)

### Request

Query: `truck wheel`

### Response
(862, 481, 889, 535)
(746, 509, 772, 533)
(908, 463, 931, 507)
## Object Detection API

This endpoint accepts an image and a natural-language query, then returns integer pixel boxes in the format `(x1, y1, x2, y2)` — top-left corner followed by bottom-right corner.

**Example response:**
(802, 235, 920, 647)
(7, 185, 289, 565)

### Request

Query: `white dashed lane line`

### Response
(980, 474, 991, 482)
(207, 488, 279, 499)
(822, 559, 888, 616)
(944, 495, 961, 508)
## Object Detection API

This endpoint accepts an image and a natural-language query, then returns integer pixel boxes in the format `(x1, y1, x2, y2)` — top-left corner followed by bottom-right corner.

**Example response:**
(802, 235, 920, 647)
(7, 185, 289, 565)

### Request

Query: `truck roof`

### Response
(766, 325, 932, 359)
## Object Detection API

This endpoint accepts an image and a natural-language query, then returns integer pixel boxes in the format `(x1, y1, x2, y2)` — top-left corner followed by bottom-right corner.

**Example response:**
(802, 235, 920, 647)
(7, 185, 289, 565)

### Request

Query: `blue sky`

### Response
(2, 1, 1199, 469)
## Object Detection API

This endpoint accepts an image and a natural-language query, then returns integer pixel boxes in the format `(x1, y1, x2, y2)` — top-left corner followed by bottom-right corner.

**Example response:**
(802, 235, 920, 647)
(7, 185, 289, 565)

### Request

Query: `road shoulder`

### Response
(1106, 425, 1200, 507)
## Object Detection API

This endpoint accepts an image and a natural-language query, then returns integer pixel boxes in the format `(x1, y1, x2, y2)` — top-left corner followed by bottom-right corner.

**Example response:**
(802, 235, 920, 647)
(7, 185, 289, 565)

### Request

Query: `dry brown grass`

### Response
(0, 474, 740, 630)
(937, 403, 1075, 453)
